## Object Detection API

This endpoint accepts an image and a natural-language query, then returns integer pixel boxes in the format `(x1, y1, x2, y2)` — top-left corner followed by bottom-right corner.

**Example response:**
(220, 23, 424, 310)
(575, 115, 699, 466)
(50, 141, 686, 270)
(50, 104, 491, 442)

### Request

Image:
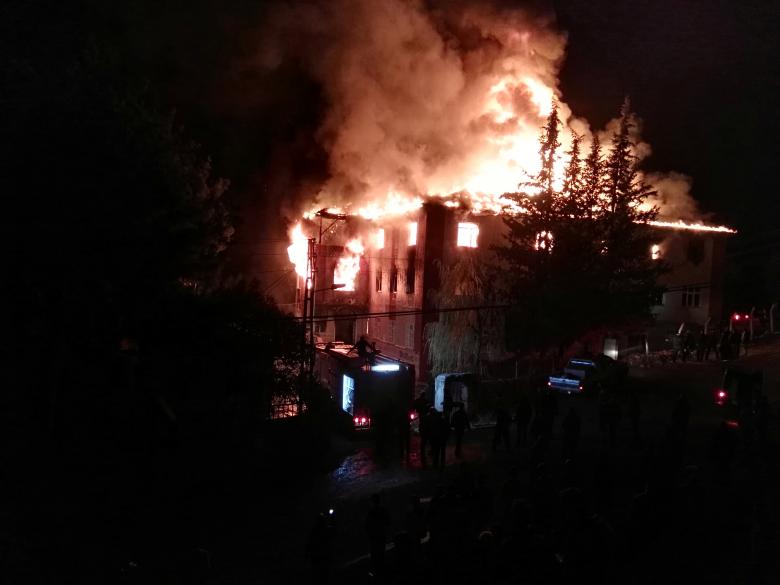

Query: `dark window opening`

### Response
(375, 268, 383, 292)
(686, 239, 705, 265)
(405, 249, 416, 294)
(390, 266, 398, 293)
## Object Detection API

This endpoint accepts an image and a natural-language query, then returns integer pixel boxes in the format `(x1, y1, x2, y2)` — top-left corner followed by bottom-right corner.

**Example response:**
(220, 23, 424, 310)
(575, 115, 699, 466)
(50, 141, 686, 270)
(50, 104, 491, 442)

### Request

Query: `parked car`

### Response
(548, 355, 628, 396)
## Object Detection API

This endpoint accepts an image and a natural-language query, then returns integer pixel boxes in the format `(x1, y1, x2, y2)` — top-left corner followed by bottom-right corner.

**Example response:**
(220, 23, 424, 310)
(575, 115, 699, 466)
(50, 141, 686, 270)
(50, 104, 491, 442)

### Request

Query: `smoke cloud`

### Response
(252, 0, 701, 221)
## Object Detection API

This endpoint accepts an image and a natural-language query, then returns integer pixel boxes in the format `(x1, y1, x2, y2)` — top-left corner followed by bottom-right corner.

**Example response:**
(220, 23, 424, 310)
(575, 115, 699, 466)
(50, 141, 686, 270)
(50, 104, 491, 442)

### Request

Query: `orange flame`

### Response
(333, 238, 365, 292)
(646, 220, 736, 234)
(287, 223, 309, 279)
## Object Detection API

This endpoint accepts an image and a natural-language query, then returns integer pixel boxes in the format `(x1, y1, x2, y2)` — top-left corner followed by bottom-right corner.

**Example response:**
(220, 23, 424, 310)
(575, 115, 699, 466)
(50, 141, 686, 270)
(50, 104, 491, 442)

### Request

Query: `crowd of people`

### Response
(670, 327, 750, 362)
(305, 376, 773, 584)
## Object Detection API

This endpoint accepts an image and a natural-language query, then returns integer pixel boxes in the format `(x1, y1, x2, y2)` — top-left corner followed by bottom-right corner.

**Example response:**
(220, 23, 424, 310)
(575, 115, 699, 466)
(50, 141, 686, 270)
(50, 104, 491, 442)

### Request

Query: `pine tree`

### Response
(497, 99, 666, 353)
(560, 131, 584, 218)
(582, 134, 603, 221)
(600, 98, 664, 321)
(604, 98, 657, 221)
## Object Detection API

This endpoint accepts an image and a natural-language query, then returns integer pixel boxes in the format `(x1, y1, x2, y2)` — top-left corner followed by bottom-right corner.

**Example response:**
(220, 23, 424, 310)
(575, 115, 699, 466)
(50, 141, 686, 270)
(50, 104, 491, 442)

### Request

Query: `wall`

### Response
(650, 230, 728, 328)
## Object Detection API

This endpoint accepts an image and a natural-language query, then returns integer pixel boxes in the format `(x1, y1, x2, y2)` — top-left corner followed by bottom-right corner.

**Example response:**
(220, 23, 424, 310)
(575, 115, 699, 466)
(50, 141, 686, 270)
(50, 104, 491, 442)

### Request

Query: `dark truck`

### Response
(548, 355, 628, 395)
(314, 342, 415, 432)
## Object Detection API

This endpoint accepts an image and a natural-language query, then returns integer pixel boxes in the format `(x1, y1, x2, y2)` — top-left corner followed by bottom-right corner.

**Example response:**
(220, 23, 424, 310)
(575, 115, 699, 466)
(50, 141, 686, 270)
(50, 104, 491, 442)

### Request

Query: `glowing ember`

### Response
(333, 238, 365, 292)
(287, 223, 309, 278)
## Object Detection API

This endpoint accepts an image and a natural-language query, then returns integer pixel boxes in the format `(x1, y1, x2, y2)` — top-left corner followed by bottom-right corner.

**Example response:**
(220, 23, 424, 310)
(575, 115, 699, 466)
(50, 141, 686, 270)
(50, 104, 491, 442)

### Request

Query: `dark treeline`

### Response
(1, 3, 313, 581)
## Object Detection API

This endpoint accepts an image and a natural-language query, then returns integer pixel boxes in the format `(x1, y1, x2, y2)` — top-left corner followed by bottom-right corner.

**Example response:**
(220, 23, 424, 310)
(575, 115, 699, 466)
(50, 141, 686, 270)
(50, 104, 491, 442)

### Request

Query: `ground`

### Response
(249, 335, 780, 584)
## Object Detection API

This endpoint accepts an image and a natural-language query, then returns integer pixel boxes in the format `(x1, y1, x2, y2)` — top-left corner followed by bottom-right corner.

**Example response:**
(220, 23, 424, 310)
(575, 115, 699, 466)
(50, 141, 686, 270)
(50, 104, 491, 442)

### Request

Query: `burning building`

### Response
(288, 206, 734, 384)
(270, 0, 737, 382)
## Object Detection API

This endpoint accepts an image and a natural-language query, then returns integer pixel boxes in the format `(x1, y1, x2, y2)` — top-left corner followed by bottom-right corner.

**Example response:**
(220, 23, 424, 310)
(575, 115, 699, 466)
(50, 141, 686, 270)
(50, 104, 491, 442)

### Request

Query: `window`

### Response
(390, 265, 398, 293)
(375, 228, 385, 249)
(342, 375, 355, 414)
(682, 287, 701, 308)
(375, 268, 383, 292)
(408, 222, 418, 246)
(457, 222, 479, 248)
(686, 239, 705, 265)
(651, 244, 661, 260)
(405, 249, 416, 294)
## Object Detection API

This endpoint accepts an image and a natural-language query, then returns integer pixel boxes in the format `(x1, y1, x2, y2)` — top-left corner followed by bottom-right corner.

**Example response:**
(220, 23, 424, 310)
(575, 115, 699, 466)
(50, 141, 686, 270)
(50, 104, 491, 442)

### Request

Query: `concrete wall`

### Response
(650, 230, 728, 328)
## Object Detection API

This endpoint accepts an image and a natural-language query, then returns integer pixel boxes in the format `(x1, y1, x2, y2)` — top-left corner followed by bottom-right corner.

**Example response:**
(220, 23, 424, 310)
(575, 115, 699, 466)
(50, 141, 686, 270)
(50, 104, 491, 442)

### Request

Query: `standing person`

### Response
(419, 407, 433, 467)
(396, 405, 411, 461)
(696, 330, 706, 362)
(365, 493, 390, 576)
(413, 391, 430, 419)
(515, 392, 533, 447)
(718, 330, 731, 361)
(493, 402, 512, 452)
(450, 403, 471, 459)
(704, 331, 716, 361)
(682, 330, 694, 362)
(430, 410, 448, 468)
(671, 333, 682, 362)
(561, 408, 581, 460)
(433, 411, 450, 467)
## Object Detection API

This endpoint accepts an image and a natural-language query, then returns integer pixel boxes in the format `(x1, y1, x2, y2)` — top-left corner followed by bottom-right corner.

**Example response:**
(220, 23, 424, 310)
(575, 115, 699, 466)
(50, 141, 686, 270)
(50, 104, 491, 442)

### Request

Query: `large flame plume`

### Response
(265, 1, 733, 284)
(332, 238, 365, 292)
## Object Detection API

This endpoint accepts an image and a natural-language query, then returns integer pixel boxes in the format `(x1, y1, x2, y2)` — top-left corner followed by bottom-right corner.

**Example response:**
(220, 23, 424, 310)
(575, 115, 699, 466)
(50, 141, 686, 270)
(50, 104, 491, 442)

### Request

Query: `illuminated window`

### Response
(375, 228, 385, 249)
(651, 244, 661, 260)
(342, 375, 355, 414)
(408, 222, 417, 246)
(457, 222, 479, 248)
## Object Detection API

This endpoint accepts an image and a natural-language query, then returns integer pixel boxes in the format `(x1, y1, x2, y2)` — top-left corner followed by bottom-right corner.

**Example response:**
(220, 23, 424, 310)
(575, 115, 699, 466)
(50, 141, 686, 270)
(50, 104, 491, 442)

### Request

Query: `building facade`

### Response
(299, 204, 730, 381)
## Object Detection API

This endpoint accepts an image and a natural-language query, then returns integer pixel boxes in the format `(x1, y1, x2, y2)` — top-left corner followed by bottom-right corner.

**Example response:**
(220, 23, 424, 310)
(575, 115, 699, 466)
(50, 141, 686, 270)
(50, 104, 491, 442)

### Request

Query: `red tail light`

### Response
(714, 389, 728, 405)
(409, 412, 416, 421)
(354, 417, 360, 423)
(361, 417, 367, 424)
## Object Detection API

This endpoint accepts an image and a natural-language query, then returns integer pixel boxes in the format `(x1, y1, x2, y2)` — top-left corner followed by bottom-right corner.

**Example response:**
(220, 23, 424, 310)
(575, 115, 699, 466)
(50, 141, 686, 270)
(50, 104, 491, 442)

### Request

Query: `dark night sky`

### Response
(553, 0, 780, 233)
(8, 0, 780, 247)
